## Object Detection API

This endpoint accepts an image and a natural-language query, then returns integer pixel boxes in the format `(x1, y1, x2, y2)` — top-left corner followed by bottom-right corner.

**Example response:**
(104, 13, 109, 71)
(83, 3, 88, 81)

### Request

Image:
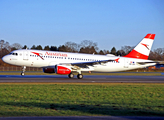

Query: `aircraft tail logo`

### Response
(141, 43, 149, 50)
(124, 34, 155, 60)
(31, 52, 44, 60)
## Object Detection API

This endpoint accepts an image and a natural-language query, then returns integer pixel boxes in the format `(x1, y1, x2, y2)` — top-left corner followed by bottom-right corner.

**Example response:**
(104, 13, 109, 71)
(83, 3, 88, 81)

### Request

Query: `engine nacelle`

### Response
(43, 68, 55, 73)
(43, 65, 71, 74)
(55, 65, 71, 74)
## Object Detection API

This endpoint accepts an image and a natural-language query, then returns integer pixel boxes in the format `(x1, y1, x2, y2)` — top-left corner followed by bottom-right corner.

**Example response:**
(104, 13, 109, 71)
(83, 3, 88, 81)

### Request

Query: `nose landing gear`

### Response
(21, 66, 26, 76)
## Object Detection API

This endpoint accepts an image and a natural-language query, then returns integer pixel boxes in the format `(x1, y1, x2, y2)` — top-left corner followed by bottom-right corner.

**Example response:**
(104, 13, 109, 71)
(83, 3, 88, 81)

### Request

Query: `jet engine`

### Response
(55, 65, 71, 74)
(43, 65, 71, 74)
(43, 67, 55, 73)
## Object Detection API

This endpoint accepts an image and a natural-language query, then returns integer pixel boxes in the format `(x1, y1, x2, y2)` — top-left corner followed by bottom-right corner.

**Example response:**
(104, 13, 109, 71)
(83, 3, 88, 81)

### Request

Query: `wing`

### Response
(60, 58, 120, 71)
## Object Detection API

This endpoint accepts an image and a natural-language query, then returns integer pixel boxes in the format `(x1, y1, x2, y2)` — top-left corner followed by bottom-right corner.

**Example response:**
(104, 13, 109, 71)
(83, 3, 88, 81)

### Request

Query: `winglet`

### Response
(124, 34, 155, 60)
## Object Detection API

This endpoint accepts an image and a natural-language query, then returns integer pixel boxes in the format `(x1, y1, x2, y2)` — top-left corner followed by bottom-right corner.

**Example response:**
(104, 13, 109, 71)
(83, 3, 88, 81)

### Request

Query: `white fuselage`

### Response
(2, 49, 156, 72)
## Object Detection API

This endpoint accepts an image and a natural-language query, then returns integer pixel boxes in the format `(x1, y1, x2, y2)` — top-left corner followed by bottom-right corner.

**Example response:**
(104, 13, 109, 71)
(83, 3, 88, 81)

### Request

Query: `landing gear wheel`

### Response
(21, 72, 25, 76)
(68, 73, 74, 78)
(77, 74, 83, 79)
(21, 66, 26, 76)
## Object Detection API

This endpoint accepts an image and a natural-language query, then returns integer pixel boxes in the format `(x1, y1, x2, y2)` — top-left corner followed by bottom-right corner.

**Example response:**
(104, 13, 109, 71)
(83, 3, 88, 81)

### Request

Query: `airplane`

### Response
(2, 34, 157, 79)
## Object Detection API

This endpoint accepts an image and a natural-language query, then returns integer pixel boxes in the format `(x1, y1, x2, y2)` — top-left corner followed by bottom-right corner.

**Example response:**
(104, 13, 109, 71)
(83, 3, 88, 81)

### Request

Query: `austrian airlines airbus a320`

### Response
(2, 34, 157, 79)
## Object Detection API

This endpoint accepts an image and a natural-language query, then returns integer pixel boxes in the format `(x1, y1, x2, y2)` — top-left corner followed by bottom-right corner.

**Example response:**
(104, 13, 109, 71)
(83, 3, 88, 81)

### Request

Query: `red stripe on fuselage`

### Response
(124, 50, 148, 59)
(31, 52, 40, 56)
(31, 52, 44, 60)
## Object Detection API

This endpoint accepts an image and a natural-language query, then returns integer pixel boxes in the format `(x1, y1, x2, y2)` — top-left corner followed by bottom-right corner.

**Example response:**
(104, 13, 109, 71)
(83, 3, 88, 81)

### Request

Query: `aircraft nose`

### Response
(2, 55, 8, 63)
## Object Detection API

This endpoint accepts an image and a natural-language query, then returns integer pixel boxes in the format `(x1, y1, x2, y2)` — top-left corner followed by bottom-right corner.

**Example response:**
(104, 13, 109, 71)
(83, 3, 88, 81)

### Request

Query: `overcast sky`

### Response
(0, 0, 164, 51)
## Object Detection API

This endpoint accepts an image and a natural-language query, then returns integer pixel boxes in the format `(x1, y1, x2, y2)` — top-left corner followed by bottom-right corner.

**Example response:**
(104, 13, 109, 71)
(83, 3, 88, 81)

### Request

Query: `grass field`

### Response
(0, 83, 163, 117)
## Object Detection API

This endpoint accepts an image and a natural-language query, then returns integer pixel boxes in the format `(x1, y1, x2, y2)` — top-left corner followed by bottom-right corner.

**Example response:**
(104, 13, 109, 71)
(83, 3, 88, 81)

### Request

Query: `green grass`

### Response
(0, 83, 163, 117)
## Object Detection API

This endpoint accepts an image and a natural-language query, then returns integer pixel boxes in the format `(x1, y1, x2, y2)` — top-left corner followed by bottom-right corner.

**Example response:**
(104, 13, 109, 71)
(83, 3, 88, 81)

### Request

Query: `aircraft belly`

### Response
(93, 63, 125, 72)
(91, 62, 153, 72)
(15, 59, 49, 67)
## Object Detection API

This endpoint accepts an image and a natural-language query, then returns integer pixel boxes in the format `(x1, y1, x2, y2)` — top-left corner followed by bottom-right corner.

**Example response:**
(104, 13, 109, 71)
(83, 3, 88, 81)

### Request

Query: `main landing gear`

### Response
(68, 72, 83, 79)
(68, 73, 74, 78)
(21, 66, 26, 76)
(77, 74, 83, 79)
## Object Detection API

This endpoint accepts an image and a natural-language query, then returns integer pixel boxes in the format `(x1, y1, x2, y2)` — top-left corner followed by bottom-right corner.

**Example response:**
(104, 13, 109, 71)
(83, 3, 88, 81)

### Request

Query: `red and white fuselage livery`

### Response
(2, 34, 157, 79)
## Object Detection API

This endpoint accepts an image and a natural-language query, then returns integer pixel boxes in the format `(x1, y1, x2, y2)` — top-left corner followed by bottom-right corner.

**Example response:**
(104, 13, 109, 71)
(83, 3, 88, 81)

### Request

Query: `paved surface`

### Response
(0, 116, 164, 120)
(0, 75, 164, 83)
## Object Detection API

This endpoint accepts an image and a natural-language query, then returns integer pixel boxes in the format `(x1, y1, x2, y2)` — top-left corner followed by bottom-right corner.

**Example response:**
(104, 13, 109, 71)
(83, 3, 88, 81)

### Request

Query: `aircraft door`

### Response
(124, 59, 129, 68)
(23, 50, 29, 60)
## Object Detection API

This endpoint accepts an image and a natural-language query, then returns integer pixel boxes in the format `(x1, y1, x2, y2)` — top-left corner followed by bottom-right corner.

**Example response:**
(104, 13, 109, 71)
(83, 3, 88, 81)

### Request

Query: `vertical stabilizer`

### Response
(124, 34, 155, 59)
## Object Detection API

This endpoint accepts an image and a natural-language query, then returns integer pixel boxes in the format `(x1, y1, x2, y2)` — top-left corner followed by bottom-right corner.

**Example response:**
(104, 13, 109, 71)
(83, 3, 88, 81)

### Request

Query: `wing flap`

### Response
(137, 61, 159, 65)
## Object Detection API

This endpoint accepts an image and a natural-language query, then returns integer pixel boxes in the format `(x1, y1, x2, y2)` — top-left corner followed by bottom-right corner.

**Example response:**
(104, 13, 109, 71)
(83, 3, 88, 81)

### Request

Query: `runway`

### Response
(0, 75, 164, 83)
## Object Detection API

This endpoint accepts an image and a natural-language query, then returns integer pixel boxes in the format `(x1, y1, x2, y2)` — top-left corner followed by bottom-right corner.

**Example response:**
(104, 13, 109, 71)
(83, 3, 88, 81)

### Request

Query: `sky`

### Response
(0, 0, 164, 51)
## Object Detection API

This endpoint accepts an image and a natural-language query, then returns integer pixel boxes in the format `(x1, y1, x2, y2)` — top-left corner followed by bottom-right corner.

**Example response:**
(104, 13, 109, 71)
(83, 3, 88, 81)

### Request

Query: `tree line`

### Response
(0, 39, 164, 61)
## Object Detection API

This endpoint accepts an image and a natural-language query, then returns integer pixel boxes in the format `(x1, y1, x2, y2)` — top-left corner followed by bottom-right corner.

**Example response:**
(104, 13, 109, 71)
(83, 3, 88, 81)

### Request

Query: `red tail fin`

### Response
(124, 34, 155, 59)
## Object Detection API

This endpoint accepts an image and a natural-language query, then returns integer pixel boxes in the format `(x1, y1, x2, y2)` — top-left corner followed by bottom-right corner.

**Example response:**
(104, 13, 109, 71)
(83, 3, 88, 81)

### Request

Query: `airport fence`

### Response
(0, 67, 42, 71)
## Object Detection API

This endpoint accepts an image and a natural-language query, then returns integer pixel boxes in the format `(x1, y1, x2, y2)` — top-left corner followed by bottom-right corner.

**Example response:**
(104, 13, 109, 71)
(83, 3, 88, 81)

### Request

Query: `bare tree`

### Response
(0, 40, 5, 51)
(0, 40, 11, 58)
(148, 51, 156, 60)
(103, 50, 110, 55)
(64, 42, 79, 52)
(153, 48, 164, 61)
(11, 43, 22, 50)
(79, 40, 98, 54)
(4, 42, 11, 52)
(80, 40, 98, 50)
(121, 46, 134, 55)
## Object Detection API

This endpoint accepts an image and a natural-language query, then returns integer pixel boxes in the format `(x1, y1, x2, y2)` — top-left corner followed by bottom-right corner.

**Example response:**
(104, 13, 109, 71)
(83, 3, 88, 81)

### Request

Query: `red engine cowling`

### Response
(56, 65, 71, 74)
(43, 68, 55, 73)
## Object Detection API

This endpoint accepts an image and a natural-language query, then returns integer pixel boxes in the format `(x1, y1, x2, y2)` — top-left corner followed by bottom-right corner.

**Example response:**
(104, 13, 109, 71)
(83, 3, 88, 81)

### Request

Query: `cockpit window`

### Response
(9, 52, 18, 56)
